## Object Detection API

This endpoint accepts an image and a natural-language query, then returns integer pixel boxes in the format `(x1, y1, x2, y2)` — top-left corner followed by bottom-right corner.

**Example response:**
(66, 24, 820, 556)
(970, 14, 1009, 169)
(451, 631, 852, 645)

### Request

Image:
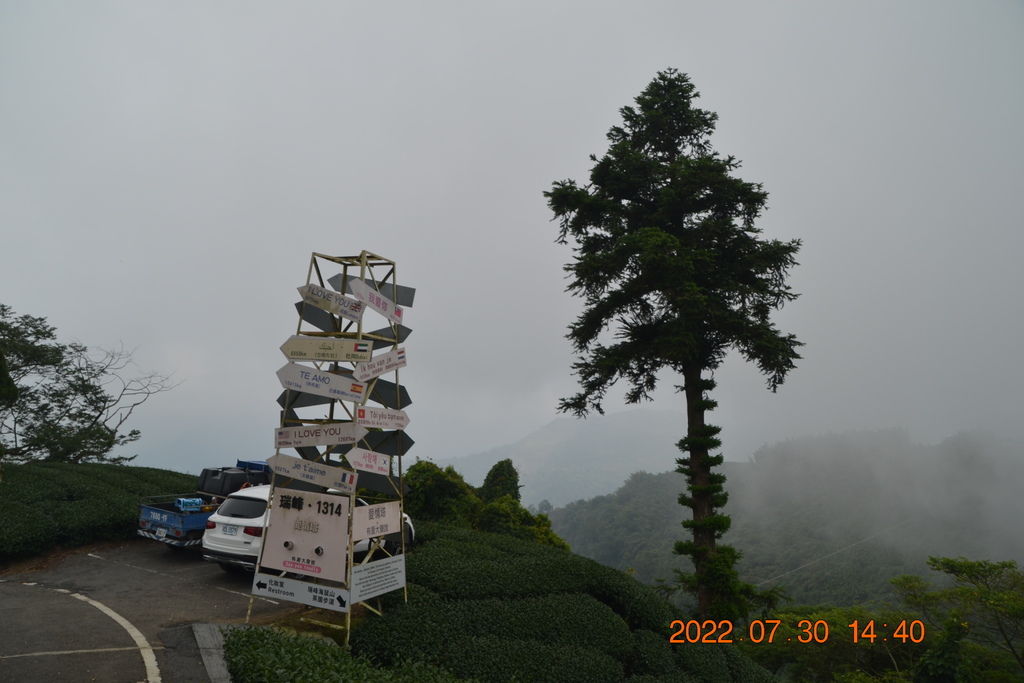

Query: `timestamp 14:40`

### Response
(669, 619, 927, 644)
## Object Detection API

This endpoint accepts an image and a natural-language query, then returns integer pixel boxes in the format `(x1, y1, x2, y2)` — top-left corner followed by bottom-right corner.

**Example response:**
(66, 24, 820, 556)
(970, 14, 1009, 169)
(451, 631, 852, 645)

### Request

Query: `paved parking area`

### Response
(0, 540, 304, 682)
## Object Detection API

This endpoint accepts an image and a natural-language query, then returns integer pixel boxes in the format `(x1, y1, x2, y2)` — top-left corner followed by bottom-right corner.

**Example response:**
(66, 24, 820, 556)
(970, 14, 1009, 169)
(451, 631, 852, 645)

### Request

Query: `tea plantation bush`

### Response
(0, 461, 197, 561)
(223, 626, 464, 683)
(346, 522, 778, 682)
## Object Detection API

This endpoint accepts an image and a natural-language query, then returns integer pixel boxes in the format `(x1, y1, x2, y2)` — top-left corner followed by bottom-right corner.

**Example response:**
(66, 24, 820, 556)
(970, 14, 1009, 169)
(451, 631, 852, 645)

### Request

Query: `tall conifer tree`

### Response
(547, 69, 802, 618)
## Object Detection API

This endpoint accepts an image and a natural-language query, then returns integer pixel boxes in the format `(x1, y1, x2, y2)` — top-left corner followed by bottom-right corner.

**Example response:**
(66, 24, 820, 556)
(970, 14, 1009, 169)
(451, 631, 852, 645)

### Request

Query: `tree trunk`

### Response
(683, 362, 714, 618)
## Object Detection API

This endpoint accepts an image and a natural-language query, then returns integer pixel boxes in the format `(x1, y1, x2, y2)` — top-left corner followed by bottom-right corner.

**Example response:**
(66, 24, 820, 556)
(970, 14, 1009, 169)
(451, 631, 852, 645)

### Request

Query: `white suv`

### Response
(201, 485, 414, 572)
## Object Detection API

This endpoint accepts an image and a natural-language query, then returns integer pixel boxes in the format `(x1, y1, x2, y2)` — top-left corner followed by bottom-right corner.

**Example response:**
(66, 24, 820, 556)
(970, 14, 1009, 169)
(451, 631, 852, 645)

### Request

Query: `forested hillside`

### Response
(549, 429, 1024, 606)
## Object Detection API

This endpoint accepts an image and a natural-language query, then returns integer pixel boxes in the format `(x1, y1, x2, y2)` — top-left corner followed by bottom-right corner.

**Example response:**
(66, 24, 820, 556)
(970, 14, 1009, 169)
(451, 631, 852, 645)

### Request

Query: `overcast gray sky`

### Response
(2, 2, 1022, 476)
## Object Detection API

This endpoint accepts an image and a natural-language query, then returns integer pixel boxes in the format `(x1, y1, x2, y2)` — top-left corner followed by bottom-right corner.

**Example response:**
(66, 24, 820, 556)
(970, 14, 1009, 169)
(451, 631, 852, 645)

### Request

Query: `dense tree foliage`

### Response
(0, 305, 175, 465)
(893, 556, 1024, 677)
(477, 457, 522, 503)
(547, 68, 801, 618)
(403, 460, 568, 549)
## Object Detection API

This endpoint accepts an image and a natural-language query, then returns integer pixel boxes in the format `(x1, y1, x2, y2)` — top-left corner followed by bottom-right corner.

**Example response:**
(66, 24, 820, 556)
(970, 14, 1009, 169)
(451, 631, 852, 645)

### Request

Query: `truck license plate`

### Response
(223, 525, 238, 536)
(156, 528, 166, 538)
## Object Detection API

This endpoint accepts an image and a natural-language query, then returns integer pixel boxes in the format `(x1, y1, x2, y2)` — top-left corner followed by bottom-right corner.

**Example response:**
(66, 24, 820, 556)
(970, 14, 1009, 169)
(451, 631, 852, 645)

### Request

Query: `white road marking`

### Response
(69, 591, 163, 683)
(7, 582, 163, 683)
(1, 645, 164, 659)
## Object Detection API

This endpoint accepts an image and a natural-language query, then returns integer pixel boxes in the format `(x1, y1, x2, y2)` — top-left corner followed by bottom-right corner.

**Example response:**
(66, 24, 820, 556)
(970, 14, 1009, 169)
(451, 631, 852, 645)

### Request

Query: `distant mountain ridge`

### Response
(547, 428, 1024, 606)
(429, 410, 690, 507)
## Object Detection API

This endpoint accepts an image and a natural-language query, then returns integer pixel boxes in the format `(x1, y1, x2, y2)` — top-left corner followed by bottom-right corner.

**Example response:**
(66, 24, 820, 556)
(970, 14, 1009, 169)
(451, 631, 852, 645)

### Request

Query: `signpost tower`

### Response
(249, 250, 415, 643)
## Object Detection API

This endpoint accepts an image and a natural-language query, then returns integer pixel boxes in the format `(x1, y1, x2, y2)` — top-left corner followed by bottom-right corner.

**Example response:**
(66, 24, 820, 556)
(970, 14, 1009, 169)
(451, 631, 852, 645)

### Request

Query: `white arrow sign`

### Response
(274, 422, 368, 449)
(266, 453, 359, 493)
(348, 278, 403, 324)
(297, 284, 364, 322)
(252, 572, 349, 612)
(280, 336, 373, 363)
(353, 347, 407, 382)
(277, 363, 367, 403)
(345, 447, 392, 476)
(355, 405, 410, 431)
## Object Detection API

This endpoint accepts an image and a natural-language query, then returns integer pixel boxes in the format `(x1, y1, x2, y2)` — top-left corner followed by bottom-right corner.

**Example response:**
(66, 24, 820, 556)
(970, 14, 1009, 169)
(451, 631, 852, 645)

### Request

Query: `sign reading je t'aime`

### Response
(297, 284, 364, 322)
(274, 422, 368, 449)
(352, 347, 407, 382)
(261, 490, 350, 582)
(265, 453, 359, 494)
(280, 336, 373, 363)
(277, 363, 366, 402)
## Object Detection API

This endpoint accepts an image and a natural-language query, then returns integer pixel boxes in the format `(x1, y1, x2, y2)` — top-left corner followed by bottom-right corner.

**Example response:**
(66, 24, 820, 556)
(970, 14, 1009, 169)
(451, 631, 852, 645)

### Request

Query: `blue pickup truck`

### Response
(137, 461, 271, 547)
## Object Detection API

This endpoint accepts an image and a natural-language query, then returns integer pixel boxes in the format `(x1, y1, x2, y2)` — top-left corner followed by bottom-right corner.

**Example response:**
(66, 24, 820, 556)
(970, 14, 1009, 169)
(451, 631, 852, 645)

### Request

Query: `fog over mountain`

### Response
(544, 427, 1024, 605)
(429, 410, 690, 508)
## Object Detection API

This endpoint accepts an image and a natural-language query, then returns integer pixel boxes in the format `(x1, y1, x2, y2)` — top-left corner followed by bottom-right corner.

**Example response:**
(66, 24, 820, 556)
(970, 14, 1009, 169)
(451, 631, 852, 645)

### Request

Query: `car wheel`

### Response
(385, 523, 414, 555)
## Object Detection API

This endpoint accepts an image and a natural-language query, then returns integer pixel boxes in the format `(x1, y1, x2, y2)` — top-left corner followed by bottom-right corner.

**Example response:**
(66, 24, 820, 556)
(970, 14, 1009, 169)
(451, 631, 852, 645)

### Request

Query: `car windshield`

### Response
(218, 496, 267, 519)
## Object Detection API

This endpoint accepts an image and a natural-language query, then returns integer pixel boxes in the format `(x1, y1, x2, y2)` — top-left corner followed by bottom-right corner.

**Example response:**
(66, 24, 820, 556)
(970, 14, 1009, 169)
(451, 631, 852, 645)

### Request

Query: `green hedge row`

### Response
(350, 593, 634, 670)
(223, 626, 465, 683)
(407, 523, 676, 632)
(0, 461, 198, 561)
(348, 522, 778, 682)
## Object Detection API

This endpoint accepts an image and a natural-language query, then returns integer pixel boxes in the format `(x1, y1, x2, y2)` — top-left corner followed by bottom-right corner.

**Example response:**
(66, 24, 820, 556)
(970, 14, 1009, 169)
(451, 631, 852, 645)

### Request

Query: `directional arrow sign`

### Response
(348, 278, 403, 324)
(328, 273, 416, 308)
(280, 336, 373, 363)
(366, 324, 412, 349)
(252, 571, 349, 612)
(277, 363, 367, 403)
(345, 447, 391, 476)
(266, 453, 358, 493)
(294, 301, 338, 333)
(362, 430, 414, 457)
(353, 347, 407, 382)
(274, 422, 368, 449)
(277, 390, 331, 410)
(356, 405, 410, 431)
(367, 378, 412, 409)
(297, 284, 364, 322)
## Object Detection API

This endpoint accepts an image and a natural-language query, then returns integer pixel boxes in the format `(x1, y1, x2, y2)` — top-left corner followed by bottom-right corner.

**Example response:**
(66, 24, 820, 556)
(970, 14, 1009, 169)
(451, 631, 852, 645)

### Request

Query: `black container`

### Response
(196, 467, 270, 497)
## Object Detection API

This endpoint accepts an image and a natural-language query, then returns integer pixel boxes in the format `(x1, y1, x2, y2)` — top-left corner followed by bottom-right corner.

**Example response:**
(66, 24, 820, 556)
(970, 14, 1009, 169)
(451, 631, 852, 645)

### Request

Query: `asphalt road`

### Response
(0, 538, 305, 683)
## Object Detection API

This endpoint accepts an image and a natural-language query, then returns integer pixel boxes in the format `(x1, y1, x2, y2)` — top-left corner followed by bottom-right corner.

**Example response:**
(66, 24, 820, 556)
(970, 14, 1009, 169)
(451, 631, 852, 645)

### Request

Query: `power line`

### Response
(756, 517, 917, 587)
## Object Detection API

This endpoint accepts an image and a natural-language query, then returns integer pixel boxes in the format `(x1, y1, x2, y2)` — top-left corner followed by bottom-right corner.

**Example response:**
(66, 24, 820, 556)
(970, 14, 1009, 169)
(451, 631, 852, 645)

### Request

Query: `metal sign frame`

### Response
(248, 250, 413, 646)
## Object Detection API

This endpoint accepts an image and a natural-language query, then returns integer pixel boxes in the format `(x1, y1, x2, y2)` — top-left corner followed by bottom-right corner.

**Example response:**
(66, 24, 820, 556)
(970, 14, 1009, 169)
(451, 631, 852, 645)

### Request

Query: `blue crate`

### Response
(236, 459, 271, 473)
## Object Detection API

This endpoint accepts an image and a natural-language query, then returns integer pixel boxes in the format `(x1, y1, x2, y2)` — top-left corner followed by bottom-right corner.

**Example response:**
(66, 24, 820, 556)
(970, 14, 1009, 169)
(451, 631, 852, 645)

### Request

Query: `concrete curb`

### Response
(159, 623, 238, 683)
(192, 624, 233, 683)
